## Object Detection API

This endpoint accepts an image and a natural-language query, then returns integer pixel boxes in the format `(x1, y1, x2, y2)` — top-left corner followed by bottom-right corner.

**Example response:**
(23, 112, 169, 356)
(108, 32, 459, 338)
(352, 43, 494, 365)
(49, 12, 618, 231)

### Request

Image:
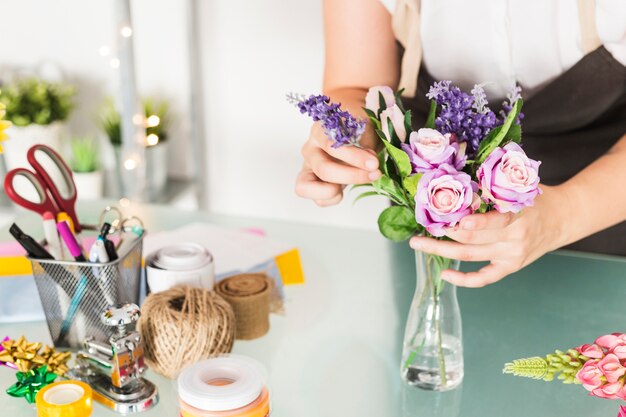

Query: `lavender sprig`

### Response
(500, 85, 524, 124)
(287, 93, 366, 148)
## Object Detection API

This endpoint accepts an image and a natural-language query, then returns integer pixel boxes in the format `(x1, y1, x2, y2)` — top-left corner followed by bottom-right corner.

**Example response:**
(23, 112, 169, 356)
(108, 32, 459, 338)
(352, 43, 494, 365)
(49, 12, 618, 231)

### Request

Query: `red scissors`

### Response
(4, 144, 81, 233)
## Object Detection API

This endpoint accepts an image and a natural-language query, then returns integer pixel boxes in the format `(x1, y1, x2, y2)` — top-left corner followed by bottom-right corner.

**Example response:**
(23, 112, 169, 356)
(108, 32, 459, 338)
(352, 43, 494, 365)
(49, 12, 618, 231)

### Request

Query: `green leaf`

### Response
(403, 110, 413, 137)
(372, 175, 406, 205)
(395, 89, 406, 112)
(425, 100, 437, 129)
(377, 150, 388, 176)
(353, 191, 380, 204)
(378, 92, 388, 116)
(476, 99, 523, 164)
(505, 123, 522, 144)
(402, 173, 422, 198)
(386, 117, 401, 148)
(381, 139, 412, 178)
(377, 206, 418, 241)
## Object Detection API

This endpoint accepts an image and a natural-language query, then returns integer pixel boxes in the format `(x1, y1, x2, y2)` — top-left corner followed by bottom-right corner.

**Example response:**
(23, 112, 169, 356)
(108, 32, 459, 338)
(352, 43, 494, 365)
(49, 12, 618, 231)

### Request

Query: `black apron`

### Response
(400, 45, 626, 256)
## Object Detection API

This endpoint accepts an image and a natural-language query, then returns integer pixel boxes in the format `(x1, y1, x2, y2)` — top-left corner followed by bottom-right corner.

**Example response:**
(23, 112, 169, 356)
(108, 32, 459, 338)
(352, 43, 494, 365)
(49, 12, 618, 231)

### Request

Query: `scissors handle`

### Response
(27, 144, 81, 233)
(3, 168, 59, 216)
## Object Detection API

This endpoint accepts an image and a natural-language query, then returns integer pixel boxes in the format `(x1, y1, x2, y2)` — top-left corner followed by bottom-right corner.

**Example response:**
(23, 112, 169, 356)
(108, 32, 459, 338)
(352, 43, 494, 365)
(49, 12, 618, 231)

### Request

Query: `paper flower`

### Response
(6, 365, 57, 404)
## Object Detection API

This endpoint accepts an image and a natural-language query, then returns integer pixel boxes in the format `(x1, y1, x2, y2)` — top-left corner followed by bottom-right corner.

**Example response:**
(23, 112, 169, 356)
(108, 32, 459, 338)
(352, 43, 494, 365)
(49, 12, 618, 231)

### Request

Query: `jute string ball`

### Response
(138, 286, 235, 379)
(214, 273, 272, 340)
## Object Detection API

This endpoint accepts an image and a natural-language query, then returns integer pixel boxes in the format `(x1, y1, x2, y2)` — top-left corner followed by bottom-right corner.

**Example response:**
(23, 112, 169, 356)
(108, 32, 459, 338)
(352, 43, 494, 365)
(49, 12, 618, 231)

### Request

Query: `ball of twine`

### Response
(138, 286, 235, 379)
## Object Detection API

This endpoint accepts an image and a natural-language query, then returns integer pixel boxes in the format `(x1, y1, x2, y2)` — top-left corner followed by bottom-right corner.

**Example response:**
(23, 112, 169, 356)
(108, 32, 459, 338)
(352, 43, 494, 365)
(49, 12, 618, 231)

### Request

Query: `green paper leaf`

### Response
(476, 99, 523, 164)
(425, 100, 437, 129)
(377, 205, 419, 241)
(381, 140, 412, 178)
(403, 173, 422, 198)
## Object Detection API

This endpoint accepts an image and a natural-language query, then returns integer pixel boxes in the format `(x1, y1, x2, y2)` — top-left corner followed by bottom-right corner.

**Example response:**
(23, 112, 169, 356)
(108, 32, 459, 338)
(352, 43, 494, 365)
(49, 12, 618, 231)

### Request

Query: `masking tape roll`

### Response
(36, 380, 93, 417)
(178, 356, 268, 413)
(180, 387, 270, 417)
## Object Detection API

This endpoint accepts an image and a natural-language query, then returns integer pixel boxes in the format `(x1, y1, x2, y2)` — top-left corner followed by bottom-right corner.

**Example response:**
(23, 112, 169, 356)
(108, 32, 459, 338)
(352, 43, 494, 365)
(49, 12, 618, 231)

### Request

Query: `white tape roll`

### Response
(178, 355, 267, 412)
(146, 243, 215, 293)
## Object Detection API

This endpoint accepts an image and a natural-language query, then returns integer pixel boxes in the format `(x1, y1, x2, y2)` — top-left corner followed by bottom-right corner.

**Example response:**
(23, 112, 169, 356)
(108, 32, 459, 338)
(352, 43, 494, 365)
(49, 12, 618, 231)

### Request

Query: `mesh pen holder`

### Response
(30, 234, 144, 349)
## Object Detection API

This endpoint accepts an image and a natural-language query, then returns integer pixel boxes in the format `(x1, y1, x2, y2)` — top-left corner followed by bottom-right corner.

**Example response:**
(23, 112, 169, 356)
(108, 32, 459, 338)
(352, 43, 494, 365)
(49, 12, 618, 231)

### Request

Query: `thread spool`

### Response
(138, 286, 236, 379)
(178, 356, 270, 417)
(35, 380, 93, 417)
(214, 274, 272, 340)
(146, 243, 215, 293)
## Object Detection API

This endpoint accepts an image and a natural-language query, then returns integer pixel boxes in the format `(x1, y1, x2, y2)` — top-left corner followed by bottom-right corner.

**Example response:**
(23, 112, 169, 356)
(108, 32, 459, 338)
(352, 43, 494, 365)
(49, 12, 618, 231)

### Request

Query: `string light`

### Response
(110, 58, 120, 69)
(133, 113, 144, 125)
(119, 197, 130, 207)
(146, 115, 160, 127)
(124, 158, 137, 170)
(99, 46, 110, 56)
(146, 134, 159, 146)
(120, 26, 133, 38)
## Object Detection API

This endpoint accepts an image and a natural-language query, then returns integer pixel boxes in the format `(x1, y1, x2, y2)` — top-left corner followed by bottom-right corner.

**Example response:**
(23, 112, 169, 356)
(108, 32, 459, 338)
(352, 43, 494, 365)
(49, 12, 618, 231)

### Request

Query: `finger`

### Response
(307, 146, 381, 184)
(409, 237, 498, 262)
(440, 263, 510, 288)
(444, 227, 506, 245)
(315, 193, 343, 207)
(325, 143, 380, 171)
(295, 169, 343, 200)
(458, 210, 517, 231)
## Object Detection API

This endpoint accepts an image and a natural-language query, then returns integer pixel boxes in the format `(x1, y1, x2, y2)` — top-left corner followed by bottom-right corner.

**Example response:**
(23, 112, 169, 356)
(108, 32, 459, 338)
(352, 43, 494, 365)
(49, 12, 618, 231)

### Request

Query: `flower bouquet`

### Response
(504, 334, 626, 416)
(290, 81, 541, 390)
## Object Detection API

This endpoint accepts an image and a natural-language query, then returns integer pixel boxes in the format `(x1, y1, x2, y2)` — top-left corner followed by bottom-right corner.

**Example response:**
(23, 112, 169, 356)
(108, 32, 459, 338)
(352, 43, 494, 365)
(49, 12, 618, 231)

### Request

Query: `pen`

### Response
(100, 223, 118, 261)
(42, 212, 63, 260)
(9, 223, 53, 260)
(57, 221, 87, 262)
(89, 239, 109, 263)
(57, 211, 83, 255)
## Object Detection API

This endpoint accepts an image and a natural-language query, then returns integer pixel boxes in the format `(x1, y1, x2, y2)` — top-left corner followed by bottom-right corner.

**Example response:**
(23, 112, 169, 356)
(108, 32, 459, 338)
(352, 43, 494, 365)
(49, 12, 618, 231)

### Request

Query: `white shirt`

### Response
(381, 0, 626, 98)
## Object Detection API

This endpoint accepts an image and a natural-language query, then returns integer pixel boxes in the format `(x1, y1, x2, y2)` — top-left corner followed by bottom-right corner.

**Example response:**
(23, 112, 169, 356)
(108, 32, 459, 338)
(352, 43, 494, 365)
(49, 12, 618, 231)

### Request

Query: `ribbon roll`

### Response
(36, 380, 93, 417)
(214, 274, 272, 340)
(178, 356, 269, 416)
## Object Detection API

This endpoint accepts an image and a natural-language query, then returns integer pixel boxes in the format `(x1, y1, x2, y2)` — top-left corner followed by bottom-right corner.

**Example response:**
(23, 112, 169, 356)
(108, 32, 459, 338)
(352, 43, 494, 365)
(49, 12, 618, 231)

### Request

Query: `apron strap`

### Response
(577, 0, 602, 54)
(392, 0, 421, 98)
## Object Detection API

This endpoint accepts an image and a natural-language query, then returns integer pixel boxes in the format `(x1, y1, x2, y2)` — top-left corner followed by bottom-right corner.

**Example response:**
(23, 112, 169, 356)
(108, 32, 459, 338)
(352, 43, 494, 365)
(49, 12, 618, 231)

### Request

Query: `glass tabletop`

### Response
(0, 200, 624, 416)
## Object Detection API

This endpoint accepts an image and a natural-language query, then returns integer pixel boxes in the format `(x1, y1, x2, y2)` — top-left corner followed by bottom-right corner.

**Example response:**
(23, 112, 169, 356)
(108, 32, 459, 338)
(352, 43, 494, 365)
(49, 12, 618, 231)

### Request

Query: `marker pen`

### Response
(100, 223, 118, 261)
(57, 221, 87, 262)
(42, 212, 63, 260)
(9, 223, 53, 260)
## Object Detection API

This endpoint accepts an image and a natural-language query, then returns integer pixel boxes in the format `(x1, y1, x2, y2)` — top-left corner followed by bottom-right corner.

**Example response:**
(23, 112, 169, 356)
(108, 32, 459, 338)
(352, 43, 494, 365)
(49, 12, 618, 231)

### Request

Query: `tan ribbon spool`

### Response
(215, 274, 272, 340)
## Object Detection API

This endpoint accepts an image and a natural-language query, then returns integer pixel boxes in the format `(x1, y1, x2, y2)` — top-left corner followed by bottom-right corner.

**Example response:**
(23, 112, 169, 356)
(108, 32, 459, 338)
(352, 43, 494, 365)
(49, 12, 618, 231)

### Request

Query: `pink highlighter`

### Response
(57, 220, 87, 262)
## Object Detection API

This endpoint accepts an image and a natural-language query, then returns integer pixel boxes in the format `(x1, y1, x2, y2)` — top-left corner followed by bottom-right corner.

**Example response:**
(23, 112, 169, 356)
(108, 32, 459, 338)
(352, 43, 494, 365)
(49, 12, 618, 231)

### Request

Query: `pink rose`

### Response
(576, 360, 604, 391)
(380, 105, 407, 142)
(576, 343, 605, 359)
(592, 381, 623, 400)
(477, 142, 541, 213)
(415, 164, 480, 237)
(598, 354, 626, 383)
(365, 86, 396, 114)
(596, 334, 626, 350)
(402, 128, 467, 173)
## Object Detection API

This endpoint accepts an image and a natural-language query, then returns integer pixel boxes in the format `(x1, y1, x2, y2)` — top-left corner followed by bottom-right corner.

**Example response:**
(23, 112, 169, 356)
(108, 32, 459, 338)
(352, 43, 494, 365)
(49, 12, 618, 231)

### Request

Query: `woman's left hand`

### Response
(408, 185, 570, 288)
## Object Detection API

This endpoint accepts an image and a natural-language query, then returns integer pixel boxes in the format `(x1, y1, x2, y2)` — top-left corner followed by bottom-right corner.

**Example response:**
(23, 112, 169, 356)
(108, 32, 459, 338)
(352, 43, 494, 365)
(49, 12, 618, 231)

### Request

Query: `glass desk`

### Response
(0, 200, 623, 416)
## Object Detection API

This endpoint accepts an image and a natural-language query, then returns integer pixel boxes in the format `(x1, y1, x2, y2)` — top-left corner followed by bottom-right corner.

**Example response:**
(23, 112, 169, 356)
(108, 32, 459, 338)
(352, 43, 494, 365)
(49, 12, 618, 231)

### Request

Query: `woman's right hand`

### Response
(295, 123, 382, 207)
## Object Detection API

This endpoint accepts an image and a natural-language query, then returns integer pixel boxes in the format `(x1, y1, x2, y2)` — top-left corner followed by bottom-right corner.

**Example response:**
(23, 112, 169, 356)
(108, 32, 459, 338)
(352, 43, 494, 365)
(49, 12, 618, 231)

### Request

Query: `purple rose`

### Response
(402, 128, 467, 173)
(365, 86, 396, 114)
(380, 105, 407, 142)
(477, 142, 541, 213)
(415, 164, 480, 237)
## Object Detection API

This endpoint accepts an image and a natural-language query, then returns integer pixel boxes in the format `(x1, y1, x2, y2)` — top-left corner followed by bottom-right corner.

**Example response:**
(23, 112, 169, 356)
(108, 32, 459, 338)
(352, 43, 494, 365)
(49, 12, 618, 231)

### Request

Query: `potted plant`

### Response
(100, 97, 170, 198)
(0, 78, 74, 170)
(69, 137, 103, 200)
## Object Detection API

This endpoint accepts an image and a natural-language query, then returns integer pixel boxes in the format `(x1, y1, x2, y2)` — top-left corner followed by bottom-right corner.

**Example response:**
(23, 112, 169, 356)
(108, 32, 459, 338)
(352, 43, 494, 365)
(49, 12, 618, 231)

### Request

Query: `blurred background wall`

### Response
(0, 0, 387, 230)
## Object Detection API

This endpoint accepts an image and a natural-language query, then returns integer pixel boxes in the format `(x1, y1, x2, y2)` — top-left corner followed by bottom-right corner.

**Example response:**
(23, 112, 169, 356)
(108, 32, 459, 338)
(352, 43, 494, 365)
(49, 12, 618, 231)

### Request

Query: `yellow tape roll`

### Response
(36, 380, 93, 417)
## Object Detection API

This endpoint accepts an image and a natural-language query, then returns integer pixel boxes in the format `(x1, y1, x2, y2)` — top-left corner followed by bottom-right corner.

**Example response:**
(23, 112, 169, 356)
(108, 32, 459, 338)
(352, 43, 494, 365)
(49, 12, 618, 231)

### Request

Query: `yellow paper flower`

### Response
(0, 102, 12, 153)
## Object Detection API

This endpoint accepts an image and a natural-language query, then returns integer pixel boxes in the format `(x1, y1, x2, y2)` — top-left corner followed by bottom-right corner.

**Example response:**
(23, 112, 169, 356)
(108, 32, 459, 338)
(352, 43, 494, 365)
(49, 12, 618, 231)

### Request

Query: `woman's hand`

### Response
(295, 124, 382, 206)
(409, 185, 571, 288)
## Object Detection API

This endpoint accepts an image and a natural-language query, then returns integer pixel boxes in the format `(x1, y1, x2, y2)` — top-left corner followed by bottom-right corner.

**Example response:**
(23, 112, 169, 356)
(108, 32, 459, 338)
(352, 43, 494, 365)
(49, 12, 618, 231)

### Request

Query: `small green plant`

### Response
(69, 137, 99, 173)
(0, 78, 75, 126)
(99, 97, 170, 147)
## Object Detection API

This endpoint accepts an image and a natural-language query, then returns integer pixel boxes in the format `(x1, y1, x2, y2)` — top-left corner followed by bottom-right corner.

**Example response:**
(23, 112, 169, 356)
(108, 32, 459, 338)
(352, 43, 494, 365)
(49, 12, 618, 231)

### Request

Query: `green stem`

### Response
(429, 255, 448, 386)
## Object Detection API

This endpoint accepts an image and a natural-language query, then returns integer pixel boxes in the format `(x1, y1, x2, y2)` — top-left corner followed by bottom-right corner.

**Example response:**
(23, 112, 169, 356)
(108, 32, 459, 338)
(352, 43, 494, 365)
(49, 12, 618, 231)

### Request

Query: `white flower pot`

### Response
(72, 170, 104, 200)
(2, 123, 65, 171)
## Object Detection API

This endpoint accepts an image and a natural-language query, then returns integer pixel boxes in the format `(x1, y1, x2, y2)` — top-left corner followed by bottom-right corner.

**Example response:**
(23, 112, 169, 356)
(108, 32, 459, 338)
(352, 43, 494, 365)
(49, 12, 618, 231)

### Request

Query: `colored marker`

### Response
(57, 221, 87, 262)
(9, 223, 53, 260)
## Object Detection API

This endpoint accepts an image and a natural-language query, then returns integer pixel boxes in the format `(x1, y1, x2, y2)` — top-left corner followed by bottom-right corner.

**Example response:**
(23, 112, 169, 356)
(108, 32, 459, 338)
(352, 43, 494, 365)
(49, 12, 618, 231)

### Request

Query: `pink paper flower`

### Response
(402, 128, 466, 173)
(576, 360, 604, 391)
(477, 142, 541, 213)
(415, 164, 480, 237)
(380, 105, 407, 142)
(596, 334, 626, 351)
(598, 354, 626, 383)
(592, 381, 623, 400)
(576, 343, 605, 359)
(365, 86, 395, 114)
(618, 405, 626, 417)
(613, 345, 626, 360)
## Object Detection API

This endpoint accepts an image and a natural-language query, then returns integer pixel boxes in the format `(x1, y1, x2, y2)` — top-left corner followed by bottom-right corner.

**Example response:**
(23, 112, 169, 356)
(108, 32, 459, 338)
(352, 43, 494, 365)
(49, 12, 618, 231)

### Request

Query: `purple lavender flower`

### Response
(500, 85, 524, 124)
(287, 93, 366, 148)
(426, 82, 498, 157)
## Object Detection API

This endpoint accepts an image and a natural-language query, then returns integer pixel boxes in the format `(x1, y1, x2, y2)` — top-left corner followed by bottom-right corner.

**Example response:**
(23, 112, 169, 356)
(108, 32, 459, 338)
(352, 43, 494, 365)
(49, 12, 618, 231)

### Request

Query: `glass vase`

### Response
(401, 251, 463, 391)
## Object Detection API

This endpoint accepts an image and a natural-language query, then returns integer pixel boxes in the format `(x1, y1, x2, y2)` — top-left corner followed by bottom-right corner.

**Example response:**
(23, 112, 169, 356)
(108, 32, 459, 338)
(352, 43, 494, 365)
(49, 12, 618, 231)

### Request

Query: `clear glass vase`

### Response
(401, 251, 463, 391)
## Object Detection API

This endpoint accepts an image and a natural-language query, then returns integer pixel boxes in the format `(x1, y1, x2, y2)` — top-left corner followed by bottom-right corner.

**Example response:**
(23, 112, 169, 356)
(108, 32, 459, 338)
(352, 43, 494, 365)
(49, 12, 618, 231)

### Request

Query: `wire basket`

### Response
(30, 235, 143, 349)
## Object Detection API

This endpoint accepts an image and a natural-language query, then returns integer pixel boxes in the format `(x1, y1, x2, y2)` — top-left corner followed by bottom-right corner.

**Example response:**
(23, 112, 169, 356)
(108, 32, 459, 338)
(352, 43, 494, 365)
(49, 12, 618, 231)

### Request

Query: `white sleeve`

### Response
(380, 0, 396, 14)
(597, 0, 626, 66)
